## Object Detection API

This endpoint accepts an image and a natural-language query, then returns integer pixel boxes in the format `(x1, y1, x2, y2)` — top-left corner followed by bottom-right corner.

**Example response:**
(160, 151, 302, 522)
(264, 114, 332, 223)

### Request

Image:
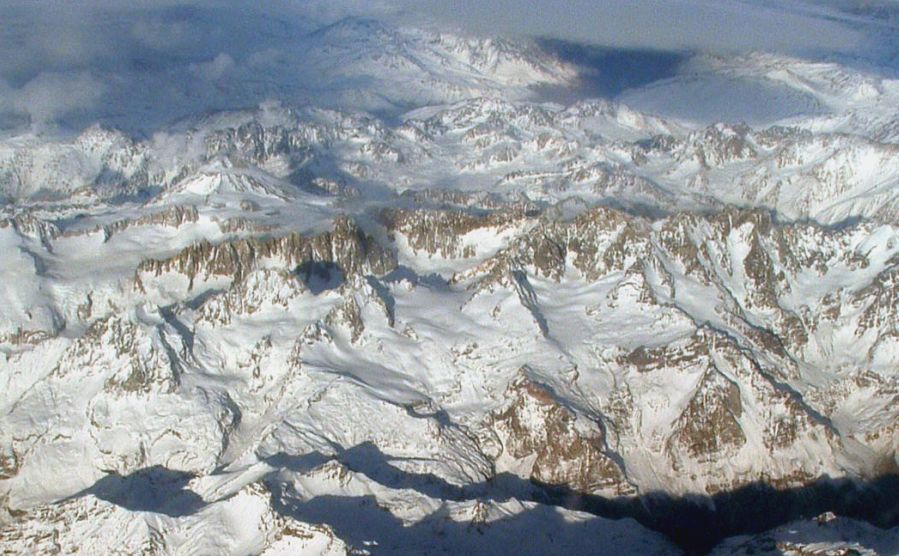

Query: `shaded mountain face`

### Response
(1, 12, 899, 556)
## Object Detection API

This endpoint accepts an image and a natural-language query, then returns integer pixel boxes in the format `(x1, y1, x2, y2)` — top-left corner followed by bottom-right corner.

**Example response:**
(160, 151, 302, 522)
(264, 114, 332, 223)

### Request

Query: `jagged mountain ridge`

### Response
(1, 195, 897, 553)
(2, 91, 896, 224)
(1, 16, 899, 556)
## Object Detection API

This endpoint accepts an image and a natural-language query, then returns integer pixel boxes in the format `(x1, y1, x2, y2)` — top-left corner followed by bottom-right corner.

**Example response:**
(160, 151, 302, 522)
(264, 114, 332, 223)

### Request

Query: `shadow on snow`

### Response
(69, 441, 899, 554)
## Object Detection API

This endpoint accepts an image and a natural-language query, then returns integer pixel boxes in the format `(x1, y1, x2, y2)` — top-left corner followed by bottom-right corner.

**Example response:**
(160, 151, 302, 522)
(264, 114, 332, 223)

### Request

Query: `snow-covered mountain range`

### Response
(1, 13, 898, 556)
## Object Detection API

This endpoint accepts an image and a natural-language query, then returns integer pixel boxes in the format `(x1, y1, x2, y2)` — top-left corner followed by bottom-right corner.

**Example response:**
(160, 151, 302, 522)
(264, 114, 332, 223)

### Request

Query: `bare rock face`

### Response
(197, 269, 306, 326)
(655, 213, 712, 281)
(529, 206, 646, 281)
(490, 371, 633, 496)
(380, 207, 524, 259)
(55, 313, 182, 395)
(669, 368, 746, 463)
(457, 205, 647, 291)
(855, 263, 898, 333)
(204, 121, 311, 165)
(620, 333, 712, 373)
(601, 262, 659, 309)
(0, 213, 61, 251)
(59, 205, 200, 243)
(0, 446, 19, 481)
(611, 327, 841, 494)
(653, 207, 893, 359)
(135, 215, 396, 292)
(325, 297, 366, 344)
(0, 328, 55, 347)
(679, 123, 757, 168)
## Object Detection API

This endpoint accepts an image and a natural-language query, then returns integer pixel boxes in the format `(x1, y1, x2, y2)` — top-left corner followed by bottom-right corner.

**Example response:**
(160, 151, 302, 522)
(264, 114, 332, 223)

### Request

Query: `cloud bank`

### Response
(396, 0, 867, 54)
(0, 0, 893, 134)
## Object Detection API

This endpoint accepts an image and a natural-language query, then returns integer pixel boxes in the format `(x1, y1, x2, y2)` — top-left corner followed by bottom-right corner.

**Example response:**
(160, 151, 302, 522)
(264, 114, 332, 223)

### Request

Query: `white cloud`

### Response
(7, 72, 105, 127)
(392, 0, 867, 54)
(192, 54, 236, 82)
(0, 0, 891, 134)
